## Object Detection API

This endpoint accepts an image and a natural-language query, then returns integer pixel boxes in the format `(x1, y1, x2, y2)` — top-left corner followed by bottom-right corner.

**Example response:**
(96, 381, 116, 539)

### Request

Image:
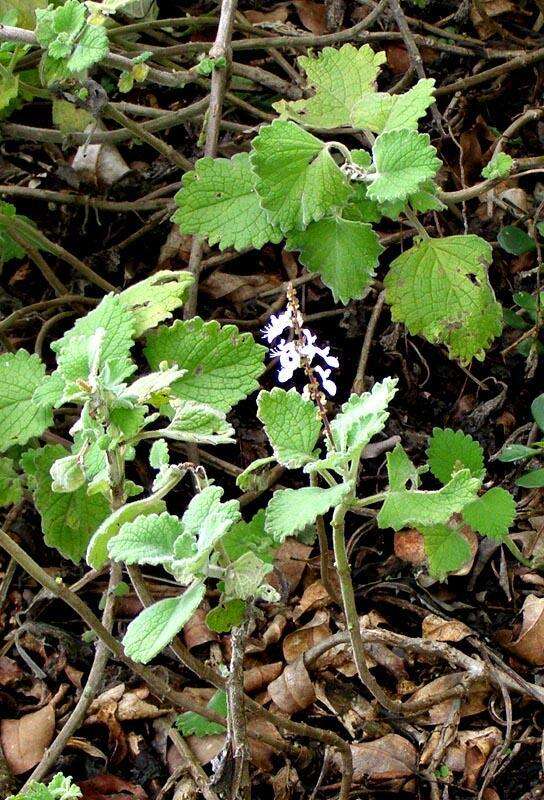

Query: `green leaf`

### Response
(498, 444, 538, 462)
(531, 394, 544, 431)
(117, 271, 194, 337)
(149, 439, 169, 469)
(516, 469, 544, 488)
(257, 387, 322, 468)
(176, 689, 227, 737)
(330, 378, 397, 460)
(351, 78, 435, 133)
(183, 485, 240, 552)
(250, 120, 350, 232)
(427, 428, 485, 484)
(66, 22, 108, 72)
(52, 293, 135, 386)
(222, 509, 276, 564)
(173, 153, 281, 251)
(0, 456, 22, 507)
(384, 235, 502, 363)
(23, 445, 110, 563)
(161, 400, 235, 445)
(0, 350, 53, 451)
(86, 492, 167, 569)
(377, 445, 481, 531)
(367, 129, 441, 203)
(0, 202, 48, 265)
(462, 487, 516, 540)
(145, 317, 265, 411)
(497, 225, 536, 255)
(52, 97, 93, 132)
(273, 44, 386, 128)
(0, 72, 19, 111)
(265, 482, 353, 542)
(206, 599, 246, 633)
(420, 523, 472, 580)
(108, 511, 182, 565)
(482, 151, 514, 179)
(286, 217, 383, 303)
(123, 582, 205, 663)
(223, 551, 275, 601)
(7, 772, 82, 800)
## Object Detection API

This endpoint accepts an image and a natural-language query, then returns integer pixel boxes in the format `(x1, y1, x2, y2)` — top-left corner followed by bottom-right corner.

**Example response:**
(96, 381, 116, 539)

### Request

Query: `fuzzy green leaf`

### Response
(123, 582, 205, 663)
(482, 151, 513, 180)
(257, 387, 322, 468)
(223, 551, 275, 601)
(145, 317, 265, 411)
(420, 523, 472, 580)
(427, 427, 485, 484)
(367, 129, 441, 203)
(330, 378, 397, 460)
(86, 493, 167, 569)
(117, 271, 194, 337)
(222, 509, 276, 564)
(378, 445, 481, 531)
(0, 456, 22, 507)
(274, 44, 386, 128)
(265, 482, 353, 542)
(462, 487, 516, 540)
(23, 445, 110, 563)
(183, 485, 240, 552)
(52, 293, 135, 385)
(250, 120, 350, 232)
(384, 235, 503, 363)
(0, 350, 53, 452)
(351, 79, 435, 133)
(161, 400, 235, 445)
(286, 217, 383, 303)
(173, 153, 281, 251)
(108, 511, 182, 565)
(67, 23, 108, 72)
(206, 600, 246, 633)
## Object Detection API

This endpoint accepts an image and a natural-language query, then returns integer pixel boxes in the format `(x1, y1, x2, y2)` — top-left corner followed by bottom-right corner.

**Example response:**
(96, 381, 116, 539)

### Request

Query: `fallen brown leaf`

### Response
(268, 657, 316, 714)
(183, 605, 218, 649)
(79, 774, 148, 800)
(293, 579, 333, 620)
(422, 613, 471, 642)
(268, 539, 312, 597)
(0, 656, 22, 686)
(245, 4, 290, 24)
(506, 594, 544, 665)
(333, 734, 417, 783)
(1, 703, 55, 774)
(293, 0, 327, 34)
(243, 661, 283, 693)
(283, 610, 330, 663)
(408, 672, 490, 724)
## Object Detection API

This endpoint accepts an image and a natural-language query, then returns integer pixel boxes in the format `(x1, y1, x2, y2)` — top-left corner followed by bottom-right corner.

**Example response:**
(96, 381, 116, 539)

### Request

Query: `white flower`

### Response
(262, 310, 293, 343)
(301, 329, 340, 369)
(314, 365, 337, 396)
(270, 339, 301, 383)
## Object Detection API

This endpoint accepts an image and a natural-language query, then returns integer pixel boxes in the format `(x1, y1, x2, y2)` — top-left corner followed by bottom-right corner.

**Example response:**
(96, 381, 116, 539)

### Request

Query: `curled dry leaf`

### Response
(245, 5, 290, 24)
(333, 734, 417, 784)
(71, 123, 131, 188)
(183, 605, 218, 649)
(243, 661, 283, 693)
(293, 579, 334, 620)
(268, 539, 312, 597)
(247, 613, 287, 653)
(268, 657, 316, 714)
(283, 610, 330, 663)
(117, 691, 171, 721)
(270, 763, 301, 800)
(506, 593, 544, 665)
(0, 703, 55, 774)
(408, 672, 490, 724)
(66, 736, 107, 762)
(0, 656, 22, 686)
(168, 718, 281, 772)
(422, 613, 471, 643)
(421, 726, 501, 788)
(201, 272, 280, 304)
(293, 0, 327, 34)
(79, 774, 148, 800)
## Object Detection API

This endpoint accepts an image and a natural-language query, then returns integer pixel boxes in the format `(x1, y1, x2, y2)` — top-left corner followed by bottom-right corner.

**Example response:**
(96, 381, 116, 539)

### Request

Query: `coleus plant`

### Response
(173, 43, 505, 364)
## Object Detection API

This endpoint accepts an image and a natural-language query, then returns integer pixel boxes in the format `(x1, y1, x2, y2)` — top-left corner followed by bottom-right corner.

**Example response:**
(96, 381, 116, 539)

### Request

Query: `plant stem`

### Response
(331, 500, 400, 712)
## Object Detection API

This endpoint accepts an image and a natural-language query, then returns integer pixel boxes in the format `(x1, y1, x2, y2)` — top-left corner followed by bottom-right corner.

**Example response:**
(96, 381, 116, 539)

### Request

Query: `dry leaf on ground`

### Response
(422, 613, 471, 642)
(333, 733, 417, 783)
(1, 703, 55, 774)
(505, 594, 544, 665)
